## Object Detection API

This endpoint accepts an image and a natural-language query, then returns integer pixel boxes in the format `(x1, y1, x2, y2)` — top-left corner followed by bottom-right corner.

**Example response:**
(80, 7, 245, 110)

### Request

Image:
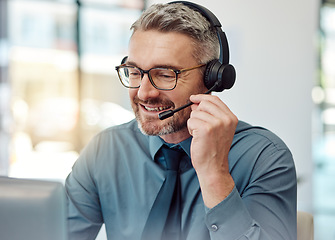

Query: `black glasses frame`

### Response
(115, 63, 206, 91)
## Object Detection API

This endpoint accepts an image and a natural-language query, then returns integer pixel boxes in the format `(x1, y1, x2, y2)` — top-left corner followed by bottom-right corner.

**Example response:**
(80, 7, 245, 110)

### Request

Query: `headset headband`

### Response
(168, 1, 230, 65)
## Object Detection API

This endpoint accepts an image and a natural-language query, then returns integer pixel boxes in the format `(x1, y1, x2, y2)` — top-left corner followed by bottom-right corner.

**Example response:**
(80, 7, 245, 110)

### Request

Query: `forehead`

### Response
(128, 30, 197, 69)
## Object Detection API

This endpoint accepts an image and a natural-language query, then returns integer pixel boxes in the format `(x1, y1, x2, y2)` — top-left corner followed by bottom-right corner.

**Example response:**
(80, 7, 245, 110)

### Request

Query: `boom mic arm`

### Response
(158, 81, 220, 120)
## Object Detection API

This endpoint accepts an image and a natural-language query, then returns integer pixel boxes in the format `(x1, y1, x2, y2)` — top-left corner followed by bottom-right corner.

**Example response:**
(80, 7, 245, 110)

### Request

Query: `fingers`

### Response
(189, 94, 237, 127)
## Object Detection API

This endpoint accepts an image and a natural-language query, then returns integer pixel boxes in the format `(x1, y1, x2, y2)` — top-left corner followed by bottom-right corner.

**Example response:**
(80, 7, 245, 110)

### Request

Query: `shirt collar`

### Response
(149, 136, 192, 160)
(176, 137, 192, 158)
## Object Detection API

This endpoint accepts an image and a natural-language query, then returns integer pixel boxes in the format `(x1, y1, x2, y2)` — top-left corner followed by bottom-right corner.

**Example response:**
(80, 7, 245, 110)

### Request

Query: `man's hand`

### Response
(187, 94, 238, 208)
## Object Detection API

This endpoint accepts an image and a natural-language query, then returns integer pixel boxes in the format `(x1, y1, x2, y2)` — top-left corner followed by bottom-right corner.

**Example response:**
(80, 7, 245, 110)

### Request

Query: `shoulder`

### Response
(230, 121, 294, 175)
(233, 120, 290, 152)
(92, 119, 147, 144)
(230, 121, 296, 193)
(98, 118, 141, 137)
(74, 119, 151, 175)
(79, 119, 149, 159)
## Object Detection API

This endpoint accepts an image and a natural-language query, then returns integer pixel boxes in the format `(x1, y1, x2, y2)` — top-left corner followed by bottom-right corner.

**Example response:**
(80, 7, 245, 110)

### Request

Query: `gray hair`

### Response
(130, 3, 219, 64)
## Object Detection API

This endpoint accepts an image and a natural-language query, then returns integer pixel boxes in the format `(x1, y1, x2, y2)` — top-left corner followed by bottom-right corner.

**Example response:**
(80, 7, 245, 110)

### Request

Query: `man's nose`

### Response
(137, 74, 160, 100)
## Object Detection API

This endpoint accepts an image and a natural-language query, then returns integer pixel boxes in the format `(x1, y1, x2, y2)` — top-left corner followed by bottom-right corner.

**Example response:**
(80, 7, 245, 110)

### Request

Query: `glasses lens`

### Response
(150, 68, 176, 90)
(118, 66, 141, 88)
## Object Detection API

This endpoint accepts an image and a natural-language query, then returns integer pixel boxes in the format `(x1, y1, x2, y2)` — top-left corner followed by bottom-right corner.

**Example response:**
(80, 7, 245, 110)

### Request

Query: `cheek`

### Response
(174, 82, 206, 105)
(129, 89, 137, 101)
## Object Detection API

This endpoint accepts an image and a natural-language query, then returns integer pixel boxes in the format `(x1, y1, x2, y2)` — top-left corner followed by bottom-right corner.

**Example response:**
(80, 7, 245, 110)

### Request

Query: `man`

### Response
(66, 2, 297, 240)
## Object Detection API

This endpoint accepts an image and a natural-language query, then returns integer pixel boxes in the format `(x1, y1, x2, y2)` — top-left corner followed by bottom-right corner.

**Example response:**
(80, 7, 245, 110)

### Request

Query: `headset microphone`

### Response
(158, 81, 220, 120)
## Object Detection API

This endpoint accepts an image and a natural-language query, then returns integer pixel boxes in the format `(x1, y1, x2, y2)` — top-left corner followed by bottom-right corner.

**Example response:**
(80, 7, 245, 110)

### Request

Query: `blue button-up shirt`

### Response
(66, 119, 297, 240)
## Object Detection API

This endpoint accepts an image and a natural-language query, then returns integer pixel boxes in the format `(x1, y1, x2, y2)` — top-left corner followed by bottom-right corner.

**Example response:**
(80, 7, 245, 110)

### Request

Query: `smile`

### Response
(143, 105, 171, 112)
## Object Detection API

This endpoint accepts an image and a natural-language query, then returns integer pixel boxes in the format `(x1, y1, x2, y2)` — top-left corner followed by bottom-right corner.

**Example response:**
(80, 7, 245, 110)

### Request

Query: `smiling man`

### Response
(65, 2, 297, 240)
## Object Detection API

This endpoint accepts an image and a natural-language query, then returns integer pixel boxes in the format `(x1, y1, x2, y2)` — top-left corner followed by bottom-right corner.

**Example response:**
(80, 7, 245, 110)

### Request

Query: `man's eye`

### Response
(154, 70, 175, 80)
(129, 70, 140, 76)
(160, 74, 174, 79)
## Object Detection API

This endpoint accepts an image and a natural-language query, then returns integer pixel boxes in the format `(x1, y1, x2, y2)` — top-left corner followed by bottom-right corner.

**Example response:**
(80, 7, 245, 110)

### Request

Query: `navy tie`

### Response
(141, 145, 187, 240)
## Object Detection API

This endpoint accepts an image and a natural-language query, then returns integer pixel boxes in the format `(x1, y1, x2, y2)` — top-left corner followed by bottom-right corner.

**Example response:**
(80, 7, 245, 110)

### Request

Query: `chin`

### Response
(135, 111, 188, 136)
(136, 116, 173, 136)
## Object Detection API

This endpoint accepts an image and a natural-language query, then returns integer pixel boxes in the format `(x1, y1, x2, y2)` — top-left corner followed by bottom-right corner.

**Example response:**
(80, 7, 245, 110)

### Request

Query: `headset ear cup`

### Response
(204, 60, 220, 91)
(219, 64, 236, 90)
(204, 60, 236, 92)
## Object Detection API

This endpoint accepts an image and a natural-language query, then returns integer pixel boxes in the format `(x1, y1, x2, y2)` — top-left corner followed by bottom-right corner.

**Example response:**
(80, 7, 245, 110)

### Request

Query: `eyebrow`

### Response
(125, 61, 181, 70)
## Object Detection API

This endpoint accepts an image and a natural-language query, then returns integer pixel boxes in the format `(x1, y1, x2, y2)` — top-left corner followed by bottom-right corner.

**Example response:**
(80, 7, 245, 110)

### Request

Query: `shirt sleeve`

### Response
(65, 139, 103, 240)
(204, 147, 297, 240)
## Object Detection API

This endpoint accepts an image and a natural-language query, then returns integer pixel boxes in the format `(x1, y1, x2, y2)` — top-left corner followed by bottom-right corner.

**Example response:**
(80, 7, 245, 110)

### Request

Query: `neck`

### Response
(159, 127, 191, 144)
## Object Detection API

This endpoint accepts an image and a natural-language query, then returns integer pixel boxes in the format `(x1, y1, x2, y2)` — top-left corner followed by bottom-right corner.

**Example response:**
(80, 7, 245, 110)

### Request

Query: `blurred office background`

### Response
(0, 0, 334, 239)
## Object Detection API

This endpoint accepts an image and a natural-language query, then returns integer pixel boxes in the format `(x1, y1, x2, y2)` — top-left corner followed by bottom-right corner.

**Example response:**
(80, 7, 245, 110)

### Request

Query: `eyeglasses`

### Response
(115, 63, 206, 91)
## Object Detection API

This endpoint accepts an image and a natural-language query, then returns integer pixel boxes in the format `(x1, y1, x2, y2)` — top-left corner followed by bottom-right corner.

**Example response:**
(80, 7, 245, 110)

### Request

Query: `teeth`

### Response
(144, 106, 170, 112)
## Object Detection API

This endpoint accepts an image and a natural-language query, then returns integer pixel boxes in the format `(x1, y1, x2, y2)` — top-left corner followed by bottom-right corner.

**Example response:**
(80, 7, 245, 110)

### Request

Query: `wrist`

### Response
(197, 170, 235, 208)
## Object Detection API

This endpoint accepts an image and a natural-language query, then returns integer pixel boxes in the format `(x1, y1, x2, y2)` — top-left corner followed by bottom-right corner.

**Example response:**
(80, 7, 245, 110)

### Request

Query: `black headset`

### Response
(168, 1, 236, 92)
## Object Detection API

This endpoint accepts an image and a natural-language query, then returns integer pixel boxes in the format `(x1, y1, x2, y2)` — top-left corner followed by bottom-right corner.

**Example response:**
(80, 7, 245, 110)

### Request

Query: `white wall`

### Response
(148, 0, 319, 212)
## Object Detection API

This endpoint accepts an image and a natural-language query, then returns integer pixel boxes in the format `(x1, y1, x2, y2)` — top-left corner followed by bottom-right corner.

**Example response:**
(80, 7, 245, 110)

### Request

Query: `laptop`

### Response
(0, 177, 67, 240)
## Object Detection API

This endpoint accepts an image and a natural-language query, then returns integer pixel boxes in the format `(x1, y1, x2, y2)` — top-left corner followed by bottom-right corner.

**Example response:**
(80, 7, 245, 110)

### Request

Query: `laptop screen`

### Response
(0, 177, 67, 240)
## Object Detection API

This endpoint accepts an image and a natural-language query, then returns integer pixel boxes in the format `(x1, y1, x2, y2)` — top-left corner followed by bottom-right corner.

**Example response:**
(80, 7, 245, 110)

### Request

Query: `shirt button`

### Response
(211, 224, 218, 232)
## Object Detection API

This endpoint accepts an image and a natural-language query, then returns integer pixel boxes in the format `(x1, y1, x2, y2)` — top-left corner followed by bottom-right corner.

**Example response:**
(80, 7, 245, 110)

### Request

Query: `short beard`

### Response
(135, 110, 188, 136)
(132, 97, 190, 136)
